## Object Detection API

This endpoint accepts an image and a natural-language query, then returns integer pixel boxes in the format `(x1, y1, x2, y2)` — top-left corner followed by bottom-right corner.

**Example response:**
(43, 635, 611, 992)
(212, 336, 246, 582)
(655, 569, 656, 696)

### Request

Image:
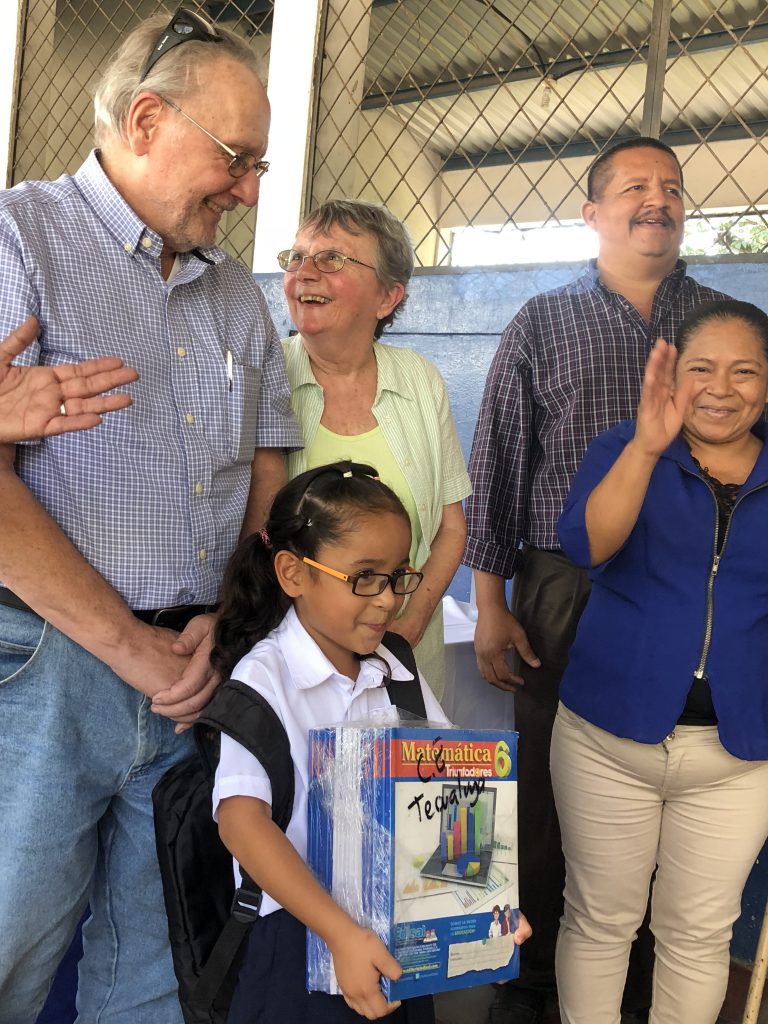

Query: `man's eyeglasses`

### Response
(140, 6, 222, 82)
(277, 250, 376, 274)
(162, 97, 269, 179)
(302, 557, 423, 597)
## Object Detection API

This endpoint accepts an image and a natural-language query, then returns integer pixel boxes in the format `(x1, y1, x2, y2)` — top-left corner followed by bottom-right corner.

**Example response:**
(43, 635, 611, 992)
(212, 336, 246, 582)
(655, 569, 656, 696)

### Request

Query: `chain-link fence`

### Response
(663, 0, 768, 255)
(309, 0, 768, 264)
(12, 0, 273, 266)
(12, 0, 768, 267)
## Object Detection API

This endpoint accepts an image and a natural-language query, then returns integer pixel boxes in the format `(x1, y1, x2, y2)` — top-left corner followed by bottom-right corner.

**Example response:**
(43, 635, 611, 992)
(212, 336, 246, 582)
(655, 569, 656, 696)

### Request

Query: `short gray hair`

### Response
(299, 200, 414, 338)
(93, 11, 262, 146)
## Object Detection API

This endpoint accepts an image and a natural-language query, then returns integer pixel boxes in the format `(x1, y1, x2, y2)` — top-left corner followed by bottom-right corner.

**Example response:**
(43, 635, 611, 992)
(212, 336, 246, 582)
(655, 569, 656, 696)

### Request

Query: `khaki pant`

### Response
(551, 703, 768, 1024)
(508, 546, 653, 1008)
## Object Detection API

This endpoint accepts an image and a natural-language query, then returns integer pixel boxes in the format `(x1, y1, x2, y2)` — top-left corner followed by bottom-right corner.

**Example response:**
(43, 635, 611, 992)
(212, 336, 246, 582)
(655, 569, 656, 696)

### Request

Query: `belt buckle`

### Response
(151, 607, 178, 628)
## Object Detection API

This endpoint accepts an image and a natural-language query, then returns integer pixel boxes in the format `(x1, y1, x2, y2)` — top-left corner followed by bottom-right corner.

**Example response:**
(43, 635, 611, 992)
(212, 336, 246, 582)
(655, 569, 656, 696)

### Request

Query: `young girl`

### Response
(212, 461, 530, 1021)
(211, 462, 447, 1022)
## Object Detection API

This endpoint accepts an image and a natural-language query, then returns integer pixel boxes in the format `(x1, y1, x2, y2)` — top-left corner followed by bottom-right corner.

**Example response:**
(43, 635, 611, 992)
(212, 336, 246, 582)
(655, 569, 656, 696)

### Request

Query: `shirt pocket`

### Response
(228, 361, 262, 464)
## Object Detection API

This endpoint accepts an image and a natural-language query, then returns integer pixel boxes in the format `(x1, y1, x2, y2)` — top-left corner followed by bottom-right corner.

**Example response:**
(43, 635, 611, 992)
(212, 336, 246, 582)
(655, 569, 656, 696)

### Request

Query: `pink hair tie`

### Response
(258, 527, 271, 548)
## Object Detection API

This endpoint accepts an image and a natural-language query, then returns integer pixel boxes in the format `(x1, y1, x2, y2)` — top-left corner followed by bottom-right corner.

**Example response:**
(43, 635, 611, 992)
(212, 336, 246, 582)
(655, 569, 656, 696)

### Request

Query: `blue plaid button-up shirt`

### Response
(464, 261, 727, 579)
(0, 152, 303, 606)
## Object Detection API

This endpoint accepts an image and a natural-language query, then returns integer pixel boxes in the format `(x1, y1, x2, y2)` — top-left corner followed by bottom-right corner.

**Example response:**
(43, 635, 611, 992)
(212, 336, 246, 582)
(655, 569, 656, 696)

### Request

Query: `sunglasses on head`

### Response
(140, 6, 222, 82)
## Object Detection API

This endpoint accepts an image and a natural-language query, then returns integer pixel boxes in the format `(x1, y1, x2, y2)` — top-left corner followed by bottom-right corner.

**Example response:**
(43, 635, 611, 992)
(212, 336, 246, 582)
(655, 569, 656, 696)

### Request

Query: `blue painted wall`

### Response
(261, 256, 768, 964)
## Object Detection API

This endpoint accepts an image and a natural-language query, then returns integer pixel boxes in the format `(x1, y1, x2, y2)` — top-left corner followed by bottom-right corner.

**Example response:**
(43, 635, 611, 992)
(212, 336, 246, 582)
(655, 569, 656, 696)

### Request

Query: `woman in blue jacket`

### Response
(551, 299, 768, 1024)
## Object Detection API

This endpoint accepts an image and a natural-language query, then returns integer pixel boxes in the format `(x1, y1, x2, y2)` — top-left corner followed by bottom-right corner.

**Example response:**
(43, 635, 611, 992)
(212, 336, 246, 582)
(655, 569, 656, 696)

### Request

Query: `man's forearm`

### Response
(473, 569, 510, 613)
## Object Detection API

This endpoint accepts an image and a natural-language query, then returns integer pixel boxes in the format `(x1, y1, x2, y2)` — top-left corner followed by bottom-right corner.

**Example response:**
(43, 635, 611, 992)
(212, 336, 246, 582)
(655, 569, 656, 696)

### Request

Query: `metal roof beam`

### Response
(362, 21, 768, 110)
(440, 120, 768, 172)
(641, 0, 673, 137)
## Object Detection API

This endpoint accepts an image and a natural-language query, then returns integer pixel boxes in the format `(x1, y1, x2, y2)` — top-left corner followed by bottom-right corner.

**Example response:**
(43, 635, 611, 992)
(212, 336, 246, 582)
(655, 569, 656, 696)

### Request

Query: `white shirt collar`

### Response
(276, 605, 415, 694)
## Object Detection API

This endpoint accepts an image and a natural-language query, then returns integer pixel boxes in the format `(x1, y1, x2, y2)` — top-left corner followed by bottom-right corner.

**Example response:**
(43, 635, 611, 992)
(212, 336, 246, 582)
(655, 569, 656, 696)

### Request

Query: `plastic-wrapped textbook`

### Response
(307, 718, 519, 1000)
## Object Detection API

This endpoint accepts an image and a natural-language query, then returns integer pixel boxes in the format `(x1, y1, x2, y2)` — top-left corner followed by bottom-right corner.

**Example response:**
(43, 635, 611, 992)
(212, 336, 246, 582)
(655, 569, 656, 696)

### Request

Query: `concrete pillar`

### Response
(252, 0, 325, 272)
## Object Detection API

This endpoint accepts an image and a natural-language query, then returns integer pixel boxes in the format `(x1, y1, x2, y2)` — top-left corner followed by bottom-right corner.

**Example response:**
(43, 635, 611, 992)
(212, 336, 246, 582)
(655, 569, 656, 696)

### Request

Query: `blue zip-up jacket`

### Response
(557, 419, 768, 761)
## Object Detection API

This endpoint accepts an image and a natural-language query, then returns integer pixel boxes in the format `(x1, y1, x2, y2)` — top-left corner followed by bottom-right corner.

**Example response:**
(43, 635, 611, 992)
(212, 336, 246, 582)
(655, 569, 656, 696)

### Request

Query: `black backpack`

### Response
(152, 631, 427, 1024)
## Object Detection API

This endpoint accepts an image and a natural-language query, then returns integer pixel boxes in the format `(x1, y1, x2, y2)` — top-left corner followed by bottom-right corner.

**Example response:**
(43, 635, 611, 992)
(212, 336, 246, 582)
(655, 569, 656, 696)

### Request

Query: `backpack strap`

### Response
(196, 680, 295, 832)
(189, 680, 294, 1011)
(381, 631, 427, 719)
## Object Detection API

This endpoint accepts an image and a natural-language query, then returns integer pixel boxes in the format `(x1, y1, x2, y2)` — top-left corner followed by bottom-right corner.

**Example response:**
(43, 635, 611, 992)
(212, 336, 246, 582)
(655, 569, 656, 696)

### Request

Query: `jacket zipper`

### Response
(681, 466, 768, 679)
(691, 475, 718, 680)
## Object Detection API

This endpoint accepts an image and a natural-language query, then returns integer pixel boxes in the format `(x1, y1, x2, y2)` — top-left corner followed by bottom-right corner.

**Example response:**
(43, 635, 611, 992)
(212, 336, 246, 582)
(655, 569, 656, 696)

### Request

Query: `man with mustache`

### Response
(464, 138, 728, 1024)
(0, 9, 301, 1022)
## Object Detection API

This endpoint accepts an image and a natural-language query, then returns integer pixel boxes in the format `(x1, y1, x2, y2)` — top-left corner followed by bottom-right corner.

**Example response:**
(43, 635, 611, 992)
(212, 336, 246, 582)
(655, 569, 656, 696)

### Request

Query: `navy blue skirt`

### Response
(228, 909, 435, 1024)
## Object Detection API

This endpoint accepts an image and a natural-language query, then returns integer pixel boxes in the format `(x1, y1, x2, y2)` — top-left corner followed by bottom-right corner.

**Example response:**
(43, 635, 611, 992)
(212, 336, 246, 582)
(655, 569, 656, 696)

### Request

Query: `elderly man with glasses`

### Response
(0, 8, 302, 1022)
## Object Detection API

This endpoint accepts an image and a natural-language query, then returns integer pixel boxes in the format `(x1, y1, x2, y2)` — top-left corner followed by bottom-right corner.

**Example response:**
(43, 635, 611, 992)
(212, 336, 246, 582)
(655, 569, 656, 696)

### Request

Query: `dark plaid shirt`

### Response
(464, 260, 727, 578)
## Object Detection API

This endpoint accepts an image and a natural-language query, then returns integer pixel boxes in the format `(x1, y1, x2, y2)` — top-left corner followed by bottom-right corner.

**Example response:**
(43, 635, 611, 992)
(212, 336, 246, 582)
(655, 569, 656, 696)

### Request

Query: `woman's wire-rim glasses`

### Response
(277, 250, 376, 274)
(302, 557, 423, 596)
(161, 97, 269, 179)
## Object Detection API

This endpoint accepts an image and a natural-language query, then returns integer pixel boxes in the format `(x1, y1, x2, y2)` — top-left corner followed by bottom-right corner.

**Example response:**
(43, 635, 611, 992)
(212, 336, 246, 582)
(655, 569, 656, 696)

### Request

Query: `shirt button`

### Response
(195, 482, 204, 495)
(185, 413, 194, 424)
(123, 241, 132, 252)
(666, 731, 675, 741)
(176, 347, 186, 358)
(141, 236, 153, 248)
(199, 549, 207, 561)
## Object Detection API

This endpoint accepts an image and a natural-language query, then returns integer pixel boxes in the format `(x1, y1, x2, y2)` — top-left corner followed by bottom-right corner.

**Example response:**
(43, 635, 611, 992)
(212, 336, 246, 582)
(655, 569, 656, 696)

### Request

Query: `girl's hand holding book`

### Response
(328, 921, 403, 1020)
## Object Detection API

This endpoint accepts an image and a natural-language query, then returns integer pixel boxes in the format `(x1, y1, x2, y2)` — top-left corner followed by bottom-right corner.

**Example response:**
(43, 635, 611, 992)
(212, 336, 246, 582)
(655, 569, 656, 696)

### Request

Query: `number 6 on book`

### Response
(494, 740, 513, 778)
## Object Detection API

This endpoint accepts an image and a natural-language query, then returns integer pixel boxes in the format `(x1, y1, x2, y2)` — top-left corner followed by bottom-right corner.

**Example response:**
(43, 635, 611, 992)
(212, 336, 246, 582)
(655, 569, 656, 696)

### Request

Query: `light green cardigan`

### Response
(281, 335, 472, 698)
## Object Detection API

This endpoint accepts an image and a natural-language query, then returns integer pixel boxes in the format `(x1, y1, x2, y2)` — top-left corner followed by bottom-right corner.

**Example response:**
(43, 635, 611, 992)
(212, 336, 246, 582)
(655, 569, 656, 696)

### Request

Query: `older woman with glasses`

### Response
(277, 200, 471, 697)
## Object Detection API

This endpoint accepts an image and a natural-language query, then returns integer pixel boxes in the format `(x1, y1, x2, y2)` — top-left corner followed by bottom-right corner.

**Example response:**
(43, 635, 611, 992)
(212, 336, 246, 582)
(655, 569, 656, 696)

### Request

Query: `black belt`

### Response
(132, 605, 214, 630)
(0, 588, 32, 615)
(0, 588, 213, 631)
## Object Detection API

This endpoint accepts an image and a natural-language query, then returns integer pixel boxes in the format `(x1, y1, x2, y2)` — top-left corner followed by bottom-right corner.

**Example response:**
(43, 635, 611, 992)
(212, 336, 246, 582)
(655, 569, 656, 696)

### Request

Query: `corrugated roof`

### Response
(358, 0, 768, 167)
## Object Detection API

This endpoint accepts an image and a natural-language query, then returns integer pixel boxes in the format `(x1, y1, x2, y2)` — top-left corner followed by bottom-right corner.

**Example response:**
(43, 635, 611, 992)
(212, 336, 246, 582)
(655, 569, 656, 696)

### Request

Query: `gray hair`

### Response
(299, 200, 415, 338)
(93, 11, 262, 146)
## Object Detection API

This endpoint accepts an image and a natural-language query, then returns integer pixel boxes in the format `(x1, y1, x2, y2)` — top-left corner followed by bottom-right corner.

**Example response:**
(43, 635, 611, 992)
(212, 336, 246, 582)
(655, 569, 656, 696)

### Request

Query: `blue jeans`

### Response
(0, 605, 193, 1024)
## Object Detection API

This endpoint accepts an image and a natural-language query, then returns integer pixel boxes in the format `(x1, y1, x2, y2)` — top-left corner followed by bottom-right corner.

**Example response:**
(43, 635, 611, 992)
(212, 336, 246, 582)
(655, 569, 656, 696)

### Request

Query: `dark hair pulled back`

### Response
(211, 461, 410, 680)
(674, 299, 768, 360)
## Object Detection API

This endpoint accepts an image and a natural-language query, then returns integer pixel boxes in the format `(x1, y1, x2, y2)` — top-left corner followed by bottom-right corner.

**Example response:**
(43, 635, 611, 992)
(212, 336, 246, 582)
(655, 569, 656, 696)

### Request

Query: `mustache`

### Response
(632, 211, 675, 227)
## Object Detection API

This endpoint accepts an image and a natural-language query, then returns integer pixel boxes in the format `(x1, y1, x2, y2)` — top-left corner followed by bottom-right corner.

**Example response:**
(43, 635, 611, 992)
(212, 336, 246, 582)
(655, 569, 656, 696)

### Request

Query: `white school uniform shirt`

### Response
(213, 604, 450, 916)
